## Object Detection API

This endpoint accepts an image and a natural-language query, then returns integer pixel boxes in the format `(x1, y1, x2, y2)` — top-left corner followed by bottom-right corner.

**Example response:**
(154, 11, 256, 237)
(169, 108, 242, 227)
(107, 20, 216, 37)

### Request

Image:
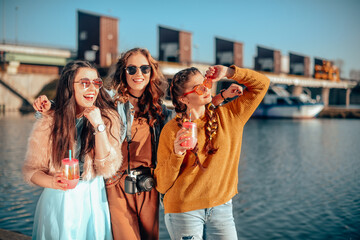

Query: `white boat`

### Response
(252, 85, 324, 119)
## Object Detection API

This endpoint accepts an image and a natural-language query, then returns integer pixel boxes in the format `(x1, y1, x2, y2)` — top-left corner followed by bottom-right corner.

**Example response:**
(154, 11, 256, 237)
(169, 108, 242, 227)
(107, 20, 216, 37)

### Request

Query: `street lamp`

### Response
(2, 0, 5, 44)
(15, 6, 19, 45)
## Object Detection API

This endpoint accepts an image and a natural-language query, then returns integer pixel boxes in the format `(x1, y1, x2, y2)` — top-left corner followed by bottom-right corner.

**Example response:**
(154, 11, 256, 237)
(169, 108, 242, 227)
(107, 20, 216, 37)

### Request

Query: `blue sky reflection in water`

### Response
(0, 114, 359, 239)
(232, 119, 360, 239)
(0, 114, 41, 235)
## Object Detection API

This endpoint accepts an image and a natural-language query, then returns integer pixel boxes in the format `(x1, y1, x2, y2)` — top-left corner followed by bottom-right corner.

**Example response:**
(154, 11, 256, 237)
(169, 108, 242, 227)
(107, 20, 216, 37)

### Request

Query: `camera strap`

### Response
(125, 101, 133, 177)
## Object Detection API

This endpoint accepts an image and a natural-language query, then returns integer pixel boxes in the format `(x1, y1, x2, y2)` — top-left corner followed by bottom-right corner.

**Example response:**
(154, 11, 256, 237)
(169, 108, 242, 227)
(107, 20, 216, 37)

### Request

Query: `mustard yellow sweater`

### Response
(154, 66, 270, 214)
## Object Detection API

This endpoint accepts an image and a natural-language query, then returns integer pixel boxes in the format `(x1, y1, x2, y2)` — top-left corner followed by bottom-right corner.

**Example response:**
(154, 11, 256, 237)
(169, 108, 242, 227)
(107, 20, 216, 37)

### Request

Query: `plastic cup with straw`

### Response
(181, 111, 197, 149)
(61, 149, 80, 189)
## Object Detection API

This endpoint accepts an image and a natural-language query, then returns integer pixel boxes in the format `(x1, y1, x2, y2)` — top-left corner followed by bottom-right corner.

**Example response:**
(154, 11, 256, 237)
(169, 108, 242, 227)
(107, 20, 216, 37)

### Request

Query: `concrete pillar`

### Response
(292, 86, 303, 96)
(346, 88, 351, 107)
(304, 56, 310, 77)
(274, 50, 281, 74)
(179, 31, 192, 65)
(233, 42, 243, 68)
(321, 88, 330, 107)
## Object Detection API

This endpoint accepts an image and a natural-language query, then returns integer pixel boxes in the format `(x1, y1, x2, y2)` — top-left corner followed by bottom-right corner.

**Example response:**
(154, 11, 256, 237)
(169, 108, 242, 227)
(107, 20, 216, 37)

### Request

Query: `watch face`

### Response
(97, 124, 106, 132)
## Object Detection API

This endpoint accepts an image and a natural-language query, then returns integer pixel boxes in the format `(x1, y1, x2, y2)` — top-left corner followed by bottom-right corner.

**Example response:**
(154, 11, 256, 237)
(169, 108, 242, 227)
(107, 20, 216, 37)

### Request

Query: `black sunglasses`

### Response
(125, 65, 151, 75)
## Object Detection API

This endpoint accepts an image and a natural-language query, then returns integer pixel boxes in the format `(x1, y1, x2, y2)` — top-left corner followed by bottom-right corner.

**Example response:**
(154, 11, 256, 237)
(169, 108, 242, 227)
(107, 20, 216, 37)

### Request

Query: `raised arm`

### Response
(227, 66, 270, 123)
(83, 108, 123, 179)
(209, 65, 270, 124)
(211, 83, 244, 106)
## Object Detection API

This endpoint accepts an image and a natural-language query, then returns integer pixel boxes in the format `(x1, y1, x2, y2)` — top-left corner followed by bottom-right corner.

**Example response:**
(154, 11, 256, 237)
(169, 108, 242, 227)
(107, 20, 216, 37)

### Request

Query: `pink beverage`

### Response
(61, 158, 80, 189)
(181, 122, 197, 149)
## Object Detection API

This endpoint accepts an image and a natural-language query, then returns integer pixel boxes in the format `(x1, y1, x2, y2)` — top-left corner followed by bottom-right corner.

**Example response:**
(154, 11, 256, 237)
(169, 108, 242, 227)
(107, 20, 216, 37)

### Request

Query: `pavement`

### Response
(0, 229, 31, 240)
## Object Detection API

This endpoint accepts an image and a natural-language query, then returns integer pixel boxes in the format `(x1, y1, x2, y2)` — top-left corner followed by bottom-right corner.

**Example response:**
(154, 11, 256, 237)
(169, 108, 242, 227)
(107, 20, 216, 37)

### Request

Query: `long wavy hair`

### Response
(51, 60, 117, 168)
(112, 48, 168, 126)
(170, 67, 219, 166)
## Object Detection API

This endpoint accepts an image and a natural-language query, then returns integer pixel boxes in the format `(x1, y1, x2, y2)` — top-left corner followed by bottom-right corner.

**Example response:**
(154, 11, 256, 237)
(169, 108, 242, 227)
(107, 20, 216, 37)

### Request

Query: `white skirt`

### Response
(32, 176, 112, 240)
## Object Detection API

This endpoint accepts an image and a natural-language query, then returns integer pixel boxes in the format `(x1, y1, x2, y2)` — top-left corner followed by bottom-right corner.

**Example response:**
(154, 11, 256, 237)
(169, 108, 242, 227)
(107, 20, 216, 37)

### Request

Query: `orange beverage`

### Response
(181, 122, 197, 150)
(61, 158, 80, 189)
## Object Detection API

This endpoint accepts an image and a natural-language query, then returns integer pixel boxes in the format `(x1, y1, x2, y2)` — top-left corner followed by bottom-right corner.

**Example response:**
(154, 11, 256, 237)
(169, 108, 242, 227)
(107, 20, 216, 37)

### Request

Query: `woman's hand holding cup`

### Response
(174, 123, 198, 155)
(51, 172, 68, 191)
(174, 128, 195, 155)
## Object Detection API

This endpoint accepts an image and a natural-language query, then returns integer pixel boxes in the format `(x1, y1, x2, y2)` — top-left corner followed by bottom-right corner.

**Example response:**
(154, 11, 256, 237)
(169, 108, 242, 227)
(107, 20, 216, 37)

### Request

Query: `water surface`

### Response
(0, 113, 359, 239)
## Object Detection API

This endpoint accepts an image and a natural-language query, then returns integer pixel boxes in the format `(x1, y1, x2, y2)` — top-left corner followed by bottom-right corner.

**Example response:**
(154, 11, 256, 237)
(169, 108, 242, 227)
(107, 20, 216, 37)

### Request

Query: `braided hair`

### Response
(170, 67, 219, 167)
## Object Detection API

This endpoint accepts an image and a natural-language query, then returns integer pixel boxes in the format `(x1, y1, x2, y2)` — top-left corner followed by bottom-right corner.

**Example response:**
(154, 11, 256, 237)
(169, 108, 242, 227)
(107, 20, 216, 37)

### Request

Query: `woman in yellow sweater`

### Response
(154, 64, 270, 239)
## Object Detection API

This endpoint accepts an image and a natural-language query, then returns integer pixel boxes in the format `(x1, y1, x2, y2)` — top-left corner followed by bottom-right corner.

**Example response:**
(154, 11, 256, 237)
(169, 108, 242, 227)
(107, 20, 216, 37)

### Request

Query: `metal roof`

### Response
(0, 44, 71, 58)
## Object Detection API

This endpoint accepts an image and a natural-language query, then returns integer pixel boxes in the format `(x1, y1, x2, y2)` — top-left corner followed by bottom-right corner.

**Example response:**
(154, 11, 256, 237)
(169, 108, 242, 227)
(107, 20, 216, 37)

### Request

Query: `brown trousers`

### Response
(106, 175, 159, 240)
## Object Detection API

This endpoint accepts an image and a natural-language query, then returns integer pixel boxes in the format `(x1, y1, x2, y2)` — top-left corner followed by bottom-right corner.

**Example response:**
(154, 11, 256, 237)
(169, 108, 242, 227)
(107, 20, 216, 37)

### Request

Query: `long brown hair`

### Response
(51, 60, 116, 168)
(112, 48, 168, 126)
(170, 67, 219, 160)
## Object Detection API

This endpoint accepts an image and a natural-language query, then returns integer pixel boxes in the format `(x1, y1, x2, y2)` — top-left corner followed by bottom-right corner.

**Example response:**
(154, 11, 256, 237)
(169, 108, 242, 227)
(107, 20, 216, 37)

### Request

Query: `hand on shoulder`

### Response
(33, 95, 51, 114)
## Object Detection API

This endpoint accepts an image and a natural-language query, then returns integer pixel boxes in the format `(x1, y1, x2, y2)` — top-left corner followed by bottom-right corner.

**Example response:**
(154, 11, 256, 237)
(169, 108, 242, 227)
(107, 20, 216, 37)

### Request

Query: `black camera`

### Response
(124, 168, 155, 194)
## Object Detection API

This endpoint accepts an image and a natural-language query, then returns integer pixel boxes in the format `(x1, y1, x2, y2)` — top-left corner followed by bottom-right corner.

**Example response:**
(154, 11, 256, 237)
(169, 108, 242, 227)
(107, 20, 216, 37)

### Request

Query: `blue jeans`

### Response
(165, 200, 237, 240)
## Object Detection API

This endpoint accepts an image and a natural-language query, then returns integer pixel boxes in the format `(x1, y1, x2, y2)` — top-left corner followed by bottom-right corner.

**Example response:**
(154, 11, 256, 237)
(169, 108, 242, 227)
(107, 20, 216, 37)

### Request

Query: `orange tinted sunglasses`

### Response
(183, 78, 212, 96)
(75, 78, 103, 89)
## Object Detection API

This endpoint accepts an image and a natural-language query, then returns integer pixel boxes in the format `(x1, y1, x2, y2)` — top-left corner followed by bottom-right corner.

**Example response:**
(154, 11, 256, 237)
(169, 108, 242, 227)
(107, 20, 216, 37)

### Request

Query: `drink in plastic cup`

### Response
(61, 158, 80, 189)
(181, 122, 197, 149)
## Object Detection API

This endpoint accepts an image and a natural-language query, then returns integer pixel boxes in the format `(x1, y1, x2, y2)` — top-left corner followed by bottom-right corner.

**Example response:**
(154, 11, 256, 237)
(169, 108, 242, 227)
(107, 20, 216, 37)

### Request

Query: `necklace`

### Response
(128, 92, 142, 99)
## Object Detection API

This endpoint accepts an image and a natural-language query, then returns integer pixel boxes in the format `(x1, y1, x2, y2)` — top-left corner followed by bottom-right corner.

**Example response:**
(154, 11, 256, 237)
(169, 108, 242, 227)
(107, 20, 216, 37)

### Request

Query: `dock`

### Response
(0, 229, 31, 240)
(318, 107, 360, 118)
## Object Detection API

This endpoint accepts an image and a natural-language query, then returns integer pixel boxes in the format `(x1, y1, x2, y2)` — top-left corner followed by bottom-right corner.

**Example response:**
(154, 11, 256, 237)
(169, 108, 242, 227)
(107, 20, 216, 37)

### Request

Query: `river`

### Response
(0, 112, 359, 239)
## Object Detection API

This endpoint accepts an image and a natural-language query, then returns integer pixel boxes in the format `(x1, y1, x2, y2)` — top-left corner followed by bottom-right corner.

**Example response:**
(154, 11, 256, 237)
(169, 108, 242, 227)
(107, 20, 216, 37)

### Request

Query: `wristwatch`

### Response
(93, 123, 106, 135)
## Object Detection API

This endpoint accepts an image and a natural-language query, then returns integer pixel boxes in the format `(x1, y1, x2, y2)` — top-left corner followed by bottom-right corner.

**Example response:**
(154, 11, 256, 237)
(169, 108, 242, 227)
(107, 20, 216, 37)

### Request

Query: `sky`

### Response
(1, 0, 360, 79)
